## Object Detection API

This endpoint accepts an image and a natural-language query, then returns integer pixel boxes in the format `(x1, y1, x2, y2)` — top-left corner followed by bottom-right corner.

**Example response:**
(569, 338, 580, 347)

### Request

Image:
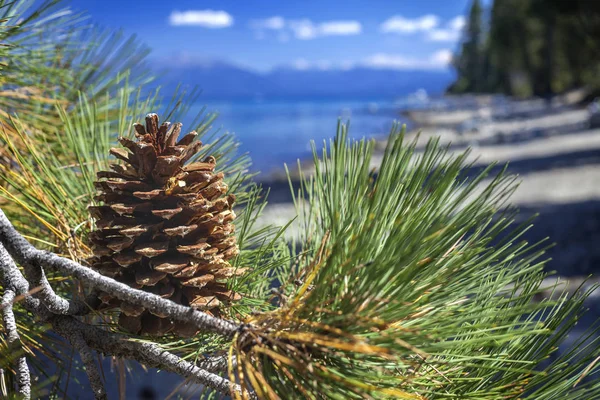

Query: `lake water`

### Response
(185, 97, 412, 175)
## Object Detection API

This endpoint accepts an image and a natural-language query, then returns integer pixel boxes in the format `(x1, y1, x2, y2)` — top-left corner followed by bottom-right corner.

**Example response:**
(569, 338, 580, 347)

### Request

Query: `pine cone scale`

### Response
(135, 268, 167, 286)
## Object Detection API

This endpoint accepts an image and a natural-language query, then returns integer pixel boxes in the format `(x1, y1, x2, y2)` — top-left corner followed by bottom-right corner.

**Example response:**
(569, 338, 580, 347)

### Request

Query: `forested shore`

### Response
(449, 0, 600, 99)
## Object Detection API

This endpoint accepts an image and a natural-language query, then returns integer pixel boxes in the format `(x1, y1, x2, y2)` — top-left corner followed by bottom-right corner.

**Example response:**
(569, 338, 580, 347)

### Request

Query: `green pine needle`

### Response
(228, 123, 600, 399)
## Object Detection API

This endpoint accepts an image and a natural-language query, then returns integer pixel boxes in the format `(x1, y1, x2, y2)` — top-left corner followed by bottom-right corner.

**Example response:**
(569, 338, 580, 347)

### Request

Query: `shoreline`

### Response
(256, 90, 600, 283)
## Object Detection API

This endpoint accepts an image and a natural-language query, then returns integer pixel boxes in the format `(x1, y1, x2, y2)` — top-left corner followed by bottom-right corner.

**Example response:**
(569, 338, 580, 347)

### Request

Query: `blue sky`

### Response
(66, 0, 475, 72)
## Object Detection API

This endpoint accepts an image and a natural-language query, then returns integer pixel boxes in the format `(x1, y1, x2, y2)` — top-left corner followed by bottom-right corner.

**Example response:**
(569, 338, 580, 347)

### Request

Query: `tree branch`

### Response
(1, 289, 31, 400)
(0, 212, 252, 399)
(0, 209, 241, 337)
(0, 242, 41, 314)
(22, 258, 97, 316)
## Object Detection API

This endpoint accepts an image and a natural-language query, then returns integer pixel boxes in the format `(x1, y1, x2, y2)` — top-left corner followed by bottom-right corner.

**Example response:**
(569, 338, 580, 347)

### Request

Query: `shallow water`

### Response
(184, 97, 406, 175)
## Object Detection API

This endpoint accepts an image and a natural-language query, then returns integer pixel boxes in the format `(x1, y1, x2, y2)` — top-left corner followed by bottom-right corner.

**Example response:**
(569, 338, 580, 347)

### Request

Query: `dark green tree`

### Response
(488, 0, 535, 97)
(448, 0, 484, 93)
(449, 0, 600, 98)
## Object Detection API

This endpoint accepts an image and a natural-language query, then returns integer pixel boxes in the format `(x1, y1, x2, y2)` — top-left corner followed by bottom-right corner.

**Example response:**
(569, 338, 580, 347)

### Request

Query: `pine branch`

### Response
(0, 209, 241, 337)
(0, 210, 254, 398)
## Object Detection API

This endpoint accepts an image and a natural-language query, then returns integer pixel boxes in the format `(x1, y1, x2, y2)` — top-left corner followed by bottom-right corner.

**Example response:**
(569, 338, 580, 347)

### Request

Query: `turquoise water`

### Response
(185, 97, 409, 175)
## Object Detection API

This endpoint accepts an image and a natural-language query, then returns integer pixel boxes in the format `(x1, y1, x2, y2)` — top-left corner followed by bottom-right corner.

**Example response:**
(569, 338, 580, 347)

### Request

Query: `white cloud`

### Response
(431, 49, 453, 65)
(250, 16, 285, 30)
(340, 60, 355, 70)
(285, 50, 452, 72)
(426, 15, 466, 42)
(291, 58, 311, 70)
(318, 21, 362, 36)
(380, 14, 439, 34)
(289, 19, 362, 39)
(169, 10, 233, 28)
(288, 59, 343, 71)
(252, 17, 362, 40)
(428, 29, 460, 42)
(363, 49, 452, 70)
(289, 19, 317, 39)
(363, 54, 417, 69)
(315, 60, 333, 70)
(290, 59, 333, 70)
(449, 16, 466, 31)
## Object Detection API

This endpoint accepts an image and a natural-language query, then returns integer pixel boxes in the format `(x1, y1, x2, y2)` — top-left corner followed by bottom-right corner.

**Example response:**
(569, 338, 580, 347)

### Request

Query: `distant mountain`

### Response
(153, 61, 273, 98)
(152, 61, 455, 99)
(267, 67, 455, 98)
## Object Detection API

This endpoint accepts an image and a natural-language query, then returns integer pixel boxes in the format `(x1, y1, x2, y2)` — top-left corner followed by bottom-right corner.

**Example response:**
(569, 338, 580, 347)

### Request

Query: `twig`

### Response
(0, 209, 241, 337)
(0, 242, 41, 314)
(22, 259, 97, 315)
(70, 331, 107, 400)
(1, 289, 31, 400)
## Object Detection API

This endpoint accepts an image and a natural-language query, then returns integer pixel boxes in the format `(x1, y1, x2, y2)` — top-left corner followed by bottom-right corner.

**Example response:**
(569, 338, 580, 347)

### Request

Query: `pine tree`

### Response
(450, 0, 600, 97)
(449, 0, 484, 93)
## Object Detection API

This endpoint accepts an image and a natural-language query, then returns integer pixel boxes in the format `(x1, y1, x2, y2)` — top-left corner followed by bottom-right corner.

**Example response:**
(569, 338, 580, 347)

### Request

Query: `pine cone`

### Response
(89, 113, 245, 337)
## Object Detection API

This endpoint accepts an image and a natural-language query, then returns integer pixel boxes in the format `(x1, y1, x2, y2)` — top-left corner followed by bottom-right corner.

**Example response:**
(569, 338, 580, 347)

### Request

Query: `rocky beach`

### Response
(257, 90, 600, 289)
